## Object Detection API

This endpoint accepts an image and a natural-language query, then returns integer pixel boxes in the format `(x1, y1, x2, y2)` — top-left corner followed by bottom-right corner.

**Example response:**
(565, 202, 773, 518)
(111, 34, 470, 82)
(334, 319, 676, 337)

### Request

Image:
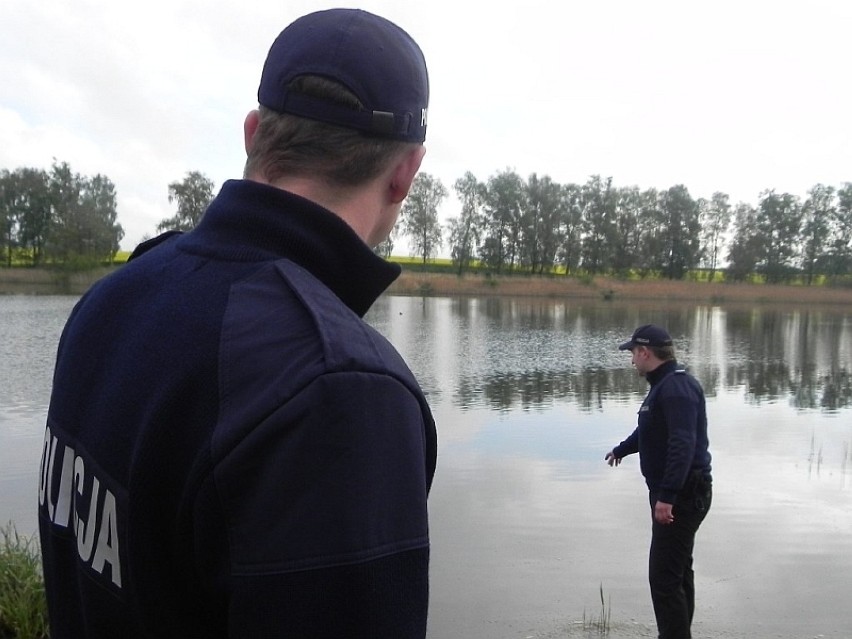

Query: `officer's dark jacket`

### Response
(613, 359, 711, 504)
(38, 179, 437, 638)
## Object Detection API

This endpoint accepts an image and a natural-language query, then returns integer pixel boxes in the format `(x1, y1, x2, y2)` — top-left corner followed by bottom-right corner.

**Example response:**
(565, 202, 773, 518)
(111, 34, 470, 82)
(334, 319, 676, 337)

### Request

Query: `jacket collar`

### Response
(646, 359, 679, 386)
(180, 179, 400, 317)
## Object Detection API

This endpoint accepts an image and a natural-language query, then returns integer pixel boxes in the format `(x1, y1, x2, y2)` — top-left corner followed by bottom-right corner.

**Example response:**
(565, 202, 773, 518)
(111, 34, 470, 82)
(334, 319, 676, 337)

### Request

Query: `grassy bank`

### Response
(3, 265, 852, 307)
(388, 271, 852, 307)
(0, 266, 118, 296)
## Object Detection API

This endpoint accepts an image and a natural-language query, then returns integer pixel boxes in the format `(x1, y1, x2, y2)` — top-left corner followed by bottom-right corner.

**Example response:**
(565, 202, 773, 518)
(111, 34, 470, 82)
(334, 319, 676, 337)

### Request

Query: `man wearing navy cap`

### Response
(605, 324, 712, 639)
(39, 9, 436, 638)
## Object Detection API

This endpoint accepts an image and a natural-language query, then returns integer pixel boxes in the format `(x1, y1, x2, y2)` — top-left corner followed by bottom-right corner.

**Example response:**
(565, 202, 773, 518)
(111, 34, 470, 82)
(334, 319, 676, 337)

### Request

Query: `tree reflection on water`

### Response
(368, 295, 852, 413)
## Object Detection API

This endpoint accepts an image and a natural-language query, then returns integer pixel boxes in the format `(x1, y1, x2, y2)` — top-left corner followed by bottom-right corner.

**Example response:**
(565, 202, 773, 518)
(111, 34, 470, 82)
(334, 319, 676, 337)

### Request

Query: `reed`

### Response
(580, 583, 612, 635)
(0, 523, 49, 639)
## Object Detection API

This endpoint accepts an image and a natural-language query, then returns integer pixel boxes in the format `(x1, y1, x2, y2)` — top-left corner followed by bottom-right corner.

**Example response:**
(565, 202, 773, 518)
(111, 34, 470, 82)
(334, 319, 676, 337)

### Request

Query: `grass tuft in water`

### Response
(580, 583, 612, 635)
(0, 522, 49, 639)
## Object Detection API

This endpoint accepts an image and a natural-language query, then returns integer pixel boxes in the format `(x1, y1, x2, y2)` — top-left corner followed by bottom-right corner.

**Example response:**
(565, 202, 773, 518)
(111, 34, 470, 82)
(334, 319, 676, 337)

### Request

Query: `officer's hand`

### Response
(654, 501, 675, 525)
(605, 451, 621, 467)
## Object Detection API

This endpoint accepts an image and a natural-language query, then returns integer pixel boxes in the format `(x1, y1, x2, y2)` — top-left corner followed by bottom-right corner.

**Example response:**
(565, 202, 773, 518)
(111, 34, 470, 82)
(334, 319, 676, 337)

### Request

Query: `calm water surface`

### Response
(2, 294, 851, 638)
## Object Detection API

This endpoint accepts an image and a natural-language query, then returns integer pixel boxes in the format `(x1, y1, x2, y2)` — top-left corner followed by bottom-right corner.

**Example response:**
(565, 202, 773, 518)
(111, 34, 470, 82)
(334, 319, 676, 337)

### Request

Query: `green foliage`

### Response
(373, 237, 393, 259)
(610, 185, 645, 277)
(48, 162, 124, 263)
(576, 272, 595, 286)
(698, 192, 732, 282)
(422, 170, 852, 285)
(400, 173, 446, 264)
(0, 162, 215, 271)
(0, 161, 124, 268)
(3, 157, 851, 283)
(395, 257, 453, 275)
(754, 190, 803, 284)
(579, 175, 618, 275)
(524, 173, 564, 274)
(556, 183, 584, 275)
(0, 524, 49, 639)
(448, 172, 486, 274)
(480, 168, 526, 272)
(801, 184, 835, 285)
(157, 171, 215, 233)
(657, 185, 702, 279)
(0, 167, 52, 267)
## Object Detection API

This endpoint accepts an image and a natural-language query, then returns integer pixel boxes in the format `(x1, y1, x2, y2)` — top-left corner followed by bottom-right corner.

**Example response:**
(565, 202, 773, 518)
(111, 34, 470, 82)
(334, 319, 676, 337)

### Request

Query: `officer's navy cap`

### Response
(258, 9, 429, 143)
(618, 324, 673, 351)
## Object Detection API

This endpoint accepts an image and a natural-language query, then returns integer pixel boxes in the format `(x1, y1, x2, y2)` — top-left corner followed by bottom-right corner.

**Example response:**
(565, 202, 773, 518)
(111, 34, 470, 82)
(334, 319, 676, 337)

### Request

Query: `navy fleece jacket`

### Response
(38, 179, 437, 639)
(613, 360, 711, 504)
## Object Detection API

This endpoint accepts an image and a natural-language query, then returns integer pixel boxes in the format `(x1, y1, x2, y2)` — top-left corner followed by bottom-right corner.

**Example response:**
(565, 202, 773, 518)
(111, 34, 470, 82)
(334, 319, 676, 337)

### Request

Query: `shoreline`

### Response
(388, 270, 852, 307)
(3, 266, 852, 307)
(0, 267, 118, 296)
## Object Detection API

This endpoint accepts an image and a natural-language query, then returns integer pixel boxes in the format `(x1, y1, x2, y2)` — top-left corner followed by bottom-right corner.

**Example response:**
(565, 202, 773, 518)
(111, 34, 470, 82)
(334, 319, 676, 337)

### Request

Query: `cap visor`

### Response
(618, 340, 634, 351)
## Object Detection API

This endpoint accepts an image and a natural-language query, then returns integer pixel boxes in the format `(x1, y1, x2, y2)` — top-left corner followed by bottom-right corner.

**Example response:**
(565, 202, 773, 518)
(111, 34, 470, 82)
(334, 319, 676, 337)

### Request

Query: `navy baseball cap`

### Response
(258, 9, 429, 143)
(618, 324, 673, 351)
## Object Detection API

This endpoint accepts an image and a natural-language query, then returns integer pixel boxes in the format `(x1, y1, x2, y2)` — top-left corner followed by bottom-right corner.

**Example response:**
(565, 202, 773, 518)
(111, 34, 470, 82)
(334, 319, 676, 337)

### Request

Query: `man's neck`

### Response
(250, 175, 382, 247)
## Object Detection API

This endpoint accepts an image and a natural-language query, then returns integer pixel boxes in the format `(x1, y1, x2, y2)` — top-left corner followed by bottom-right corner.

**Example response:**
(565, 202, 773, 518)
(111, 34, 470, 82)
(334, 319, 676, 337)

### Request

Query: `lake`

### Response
(2, 294, 851, 638)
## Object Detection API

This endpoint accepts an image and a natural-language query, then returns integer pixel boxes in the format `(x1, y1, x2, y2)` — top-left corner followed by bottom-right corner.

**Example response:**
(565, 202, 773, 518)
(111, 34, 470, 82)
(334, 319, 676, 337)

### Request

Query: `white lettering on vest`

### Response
(39, 425, 123, 589)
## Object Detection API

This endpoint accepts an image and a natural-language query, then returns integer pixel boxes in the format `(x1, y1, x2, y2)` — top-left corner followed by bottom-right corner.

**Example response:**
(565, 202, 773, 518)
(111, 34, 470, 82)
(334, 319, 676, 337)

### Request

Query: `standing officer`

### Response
(38, 9, 436, 639)
(605, 324, 712, 639)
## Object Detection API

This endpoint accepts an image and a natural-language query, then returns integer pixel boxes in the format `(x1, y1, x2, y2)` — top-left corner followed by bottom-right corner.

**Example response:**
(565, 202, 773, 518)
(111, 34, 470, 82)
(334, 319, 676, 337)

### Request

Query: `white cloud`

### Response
(1, 0, 851, 251)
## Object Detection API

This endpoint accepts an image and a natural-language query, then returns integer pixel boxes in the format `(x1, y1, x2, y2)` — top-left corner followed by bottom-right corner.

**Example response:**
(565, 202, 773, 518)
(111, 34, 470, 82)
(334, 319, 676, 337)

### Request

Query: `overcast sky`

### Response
(2, 0, 850, 252)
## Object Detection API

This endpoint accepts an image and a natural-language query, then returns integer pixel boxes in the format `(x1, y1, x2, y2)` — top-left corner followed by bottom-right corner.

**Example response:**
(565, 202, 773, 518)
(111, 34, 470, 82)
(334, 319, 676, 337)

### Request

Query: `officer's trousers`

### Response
(648, 479, 711, 639)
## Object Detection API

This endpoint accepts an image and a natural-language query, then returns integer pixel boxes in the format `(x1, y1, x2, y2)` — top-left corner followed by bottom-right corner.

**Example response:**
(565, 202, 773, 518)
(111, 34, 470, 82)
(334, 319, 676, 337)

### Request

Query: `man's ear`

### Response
(244, 110, 261, 154)
(388, 146, 427, 204)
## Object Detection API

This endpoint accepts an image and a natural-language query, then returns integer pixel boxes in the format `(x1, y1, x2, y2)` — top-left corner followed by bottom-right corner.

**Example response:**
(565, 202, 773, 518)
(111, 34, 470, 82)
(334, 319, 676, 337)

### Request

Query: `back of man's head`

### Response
(245, 9, 429, 187)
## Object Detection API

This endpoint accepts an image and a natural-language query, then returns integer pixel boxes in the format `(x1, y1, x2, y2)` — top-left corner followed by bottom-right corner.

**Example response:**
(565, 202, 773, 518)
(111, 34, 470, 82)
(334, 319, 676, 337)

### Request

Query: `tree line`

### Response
(4, 160, 852, 285)
(1, 162, 124, 267)
(0, 163, 216, 268)
(392, 170, 852, 285)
